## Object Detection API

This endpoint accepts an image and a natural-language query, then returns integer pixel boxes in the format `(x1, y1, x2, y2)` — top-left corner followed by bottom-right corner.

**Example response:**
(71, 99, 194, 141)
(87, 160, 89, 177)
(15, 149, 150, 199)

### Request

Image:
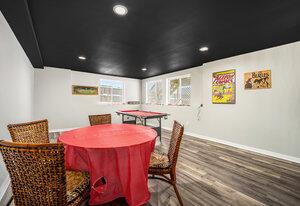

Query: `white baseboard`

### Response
(161, 126, 300, 164)
(0, 176, 10, 204)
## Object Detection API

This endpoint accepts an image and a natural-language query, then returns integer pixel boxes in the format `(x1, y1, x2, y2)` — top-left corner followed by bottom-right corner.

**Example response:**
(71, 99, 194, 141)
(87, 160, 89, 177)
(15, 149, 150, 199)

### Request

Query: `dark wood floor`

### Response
(149, 130, 300, 206)
(8, 129, 300, 206)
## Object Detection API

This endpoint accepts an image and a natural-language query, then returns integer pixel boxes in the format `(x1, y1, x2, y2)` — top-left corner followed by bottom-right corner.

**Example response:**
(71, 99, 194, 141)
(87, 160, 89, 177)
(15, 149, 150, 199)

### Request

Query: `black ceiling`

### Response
(1, 0, 300, 79)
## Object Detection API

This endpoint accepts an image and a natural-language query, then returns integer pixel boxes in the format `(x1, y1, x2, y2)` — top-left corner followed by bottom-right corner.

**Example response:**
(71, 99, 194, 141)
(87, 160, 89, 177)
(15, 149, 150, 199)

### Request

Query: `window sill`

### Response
(98, 102, 125, 105)
(144, 103, 164, 106)
(167, 104, 191, 107)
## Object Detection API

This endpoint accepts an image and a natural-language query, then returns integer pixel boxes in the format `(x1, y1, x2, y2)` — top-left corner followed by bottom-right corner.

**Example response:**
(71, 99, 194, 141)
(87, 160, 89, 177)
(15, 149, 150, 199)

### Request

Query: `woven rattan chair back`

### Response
(89, 114, 111, 126)
(0, 141, 67, 206)
(167, 121, 184, 167)
(7, 119, 49, 143)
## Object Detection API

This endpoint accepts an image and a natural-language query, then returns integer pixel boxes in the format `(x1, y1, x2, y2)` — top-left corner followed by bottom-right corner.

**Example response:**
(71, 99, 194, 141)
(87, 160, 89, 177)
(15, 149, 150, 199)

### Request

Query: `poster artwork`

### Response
(244, 70, 271, 90)
(72, 85, 99, 95)
(212, 70, 236, 104)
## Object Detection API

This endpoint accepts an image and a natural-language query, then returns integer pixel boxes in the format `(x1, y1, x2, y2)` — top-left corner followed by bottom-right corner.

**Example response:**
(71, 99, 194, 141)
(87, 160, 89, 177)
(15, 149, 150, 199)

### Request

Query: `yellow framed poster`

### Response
(212, 69, 236, 104)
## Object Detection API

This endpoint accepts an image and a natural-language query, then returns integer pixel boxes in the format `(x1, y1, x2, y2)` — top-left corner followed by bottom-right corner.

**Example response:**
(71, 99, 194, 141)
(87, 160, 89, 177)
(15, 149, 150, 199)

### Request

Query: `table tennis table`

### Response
(116, 110, 169, 141)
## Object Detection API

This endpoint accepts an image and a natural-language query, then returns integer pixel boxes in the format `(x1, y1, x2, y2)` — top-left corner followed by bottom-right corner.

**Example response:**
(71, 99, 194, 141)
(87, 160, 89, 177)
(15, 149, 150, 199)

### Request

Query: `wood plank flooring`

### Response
(7, 129, 300, 206)
(148, 130, 300, 206)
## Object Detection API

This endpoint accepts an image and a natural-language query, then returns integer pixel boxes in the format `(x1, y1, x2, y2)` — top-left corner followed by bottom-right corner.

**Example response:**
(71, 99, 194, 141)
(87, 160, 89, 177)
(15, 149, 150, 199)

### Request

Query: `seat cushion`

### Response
(66, 170, 90, 205)
(150, 151, 170, 169)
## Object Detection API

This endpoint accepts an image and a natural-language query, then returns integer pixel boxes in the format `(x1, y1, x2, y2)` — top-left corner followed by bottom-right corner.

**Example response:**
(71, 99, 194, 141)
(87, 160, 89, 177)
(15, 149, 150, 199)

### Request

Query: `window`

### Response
(100, 79, 124, 103)
(167, 75, 191, 106)
(146, 80, 163, 104)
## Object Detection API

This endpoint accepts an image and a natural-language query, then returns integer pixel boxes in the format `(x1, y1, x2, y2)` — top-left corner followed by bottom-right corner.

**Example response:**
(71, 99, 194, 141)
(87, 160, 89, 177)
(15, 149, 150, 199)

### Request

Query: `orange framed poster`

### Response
(244, 70, 271, 90)
(212, 69, 236, 104)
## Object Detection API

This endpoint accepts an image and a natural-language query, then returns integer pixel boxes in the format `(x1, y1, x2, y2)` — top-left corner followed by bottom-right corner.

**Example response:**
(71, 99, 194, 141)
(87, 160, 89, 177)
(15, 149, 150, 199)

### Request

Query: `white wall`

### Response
(1, 6, 299, 197)
(142, 42, 300, 159)
(34, 67, 142, 130)
(0, 11, 34, 195)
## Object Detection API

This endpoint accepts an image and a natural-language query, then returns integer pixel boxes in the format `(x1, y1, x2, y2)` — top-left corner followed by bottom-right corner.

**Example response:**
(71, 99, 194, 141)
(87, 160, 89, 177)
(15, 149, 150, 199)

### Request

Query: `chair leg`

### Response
(170, 171, 183, 206)
(172, 182, 183, 206)
(170, 171, 176, 182)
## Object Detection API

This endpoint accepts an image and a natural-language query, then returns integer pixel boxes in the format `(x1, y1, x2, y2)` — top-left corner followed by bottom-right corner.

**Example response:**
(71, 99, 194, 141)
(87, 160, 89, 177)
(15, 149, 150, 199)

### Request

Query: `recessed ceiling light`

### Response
(199, 46, 209, 52)
(113, 5, 128, 16)
(78, 56, 86, 60)
(141, 67, 147, 71)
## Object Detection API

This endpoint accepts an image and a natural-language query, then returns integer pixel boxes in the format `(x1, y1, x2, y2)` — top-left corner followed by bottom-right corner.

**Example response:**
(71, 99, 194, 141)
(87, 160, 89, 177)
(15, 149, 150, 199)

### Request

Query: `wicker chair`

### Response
(148, 121, 184, 206)
(89, 114, 111, 126)
(0, 140, 90, 206)
(7, 119, 49, 143)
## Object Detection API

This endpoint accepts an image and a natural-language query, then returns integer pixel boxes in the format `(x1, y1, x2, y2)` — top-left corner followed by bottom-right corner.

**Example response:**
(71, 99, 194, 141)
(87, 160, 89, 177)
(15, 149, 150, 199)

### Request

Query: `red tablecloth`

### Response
(58, 124, 157, 206)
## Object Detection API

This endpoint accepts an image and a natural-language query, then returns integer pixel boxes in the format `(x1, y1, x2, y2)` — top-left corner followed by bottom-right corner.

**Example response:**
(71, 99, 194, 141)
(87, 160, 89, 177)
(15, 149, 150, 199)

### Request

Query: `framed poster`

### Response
(244, 70, 271, 90)
(212, 69, 236, 104)
(72, 85, 99, 95)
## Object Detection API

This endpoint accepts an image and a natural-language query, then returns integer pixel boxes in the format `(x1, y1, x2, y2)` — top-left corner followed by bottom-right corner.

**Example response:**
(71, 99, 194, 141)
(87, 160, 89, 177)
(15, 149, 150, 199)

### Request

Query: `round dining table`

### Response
(58, 124, 157, 206)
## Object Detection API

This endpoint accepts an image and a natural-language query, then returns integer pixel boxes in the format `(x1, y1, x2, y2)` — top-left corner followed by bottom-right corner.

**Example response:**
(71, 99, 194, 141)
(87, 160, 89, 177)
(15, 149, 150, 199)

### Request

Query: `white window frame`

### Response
(99, 79, 125, 104)
(146, 80, 163, 105)
(166, 74, 191, 106)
